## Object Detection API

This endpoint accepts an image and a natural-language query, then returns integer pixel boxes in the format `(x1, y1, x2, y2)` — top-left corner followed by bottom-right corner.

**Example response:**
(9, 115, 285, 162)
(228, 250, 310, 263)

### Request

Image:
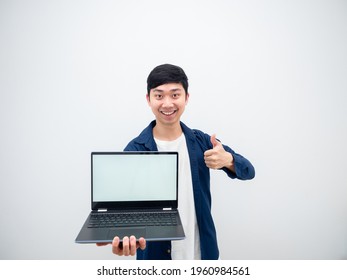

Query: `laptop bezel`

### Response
(91, 151, 179, 210)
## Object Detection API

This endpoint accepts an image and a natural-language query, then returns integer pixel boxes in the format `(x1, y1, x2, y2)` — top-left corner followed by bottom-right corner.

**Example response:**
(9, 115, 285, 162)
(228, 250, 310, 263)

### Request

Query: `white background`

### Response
(0, 0, 346, 260)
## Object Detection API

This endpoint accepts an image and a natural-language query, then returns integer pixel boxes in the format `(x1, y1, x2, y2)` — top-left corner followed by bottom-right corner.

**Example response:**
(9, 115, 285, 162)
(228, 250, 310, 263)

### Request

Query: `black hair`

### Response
(147, 64, 189, 94)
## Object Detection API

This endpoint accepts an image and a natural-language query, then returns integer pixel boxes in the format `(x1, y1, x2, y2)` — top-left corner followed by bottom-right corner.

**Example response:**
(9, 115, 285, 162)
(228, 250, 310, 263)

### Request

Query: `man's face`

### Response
(147, 83, 189, 127)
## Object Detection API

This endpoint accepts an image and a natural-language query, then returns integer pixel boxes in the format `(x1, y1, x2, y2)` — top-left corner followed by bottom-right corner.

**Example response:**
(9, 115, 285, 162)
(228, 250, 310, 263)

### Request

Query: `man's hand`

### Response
(96, 235, 146, 256)
(204, 134, 235, 171)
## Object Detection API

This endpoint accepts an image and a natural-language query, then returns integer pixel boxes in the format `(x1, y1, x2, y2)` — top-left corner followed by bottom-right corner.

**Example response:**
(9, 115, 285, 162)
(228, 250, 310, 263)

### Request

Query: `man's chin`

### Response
(157, 118, 179, 126)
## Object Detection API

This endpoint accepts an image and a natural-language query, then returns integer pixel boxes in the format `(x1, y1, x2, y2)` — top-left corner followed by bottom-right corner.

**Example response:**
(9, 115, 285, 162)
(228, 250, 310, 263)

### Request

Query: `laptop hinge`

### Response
(97, 209, 107, 212)
(163, 208, 172, 210)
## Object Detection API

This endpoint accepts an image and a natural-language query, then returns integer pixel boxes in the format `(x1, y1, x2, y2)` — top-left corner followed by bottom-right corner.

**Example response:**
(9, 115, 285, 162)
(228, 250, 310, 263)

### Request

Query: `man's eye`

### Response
(155, 95, 162, 99)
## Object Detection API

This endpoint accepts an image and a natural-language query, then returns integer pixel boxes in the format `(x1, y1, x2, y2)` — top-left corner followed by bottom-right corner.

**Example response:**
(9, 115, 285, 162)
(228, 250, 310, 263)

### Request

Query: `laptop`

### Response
(75, 151, 185, 243)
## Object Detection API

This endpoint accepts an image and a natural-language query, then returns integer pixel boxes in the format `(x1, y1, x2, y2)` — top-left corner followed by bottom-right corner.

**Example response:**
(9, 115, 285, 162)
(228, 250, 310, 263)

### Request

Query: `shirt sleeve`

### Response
(222, 144, 255, 180)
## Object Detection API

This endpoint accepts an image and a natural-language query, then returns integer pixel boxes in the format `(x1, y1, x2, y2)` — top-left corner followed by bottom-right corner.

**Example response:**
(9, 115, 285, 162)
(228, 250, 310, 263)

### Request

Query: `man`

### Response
(98, 64, 255, 259)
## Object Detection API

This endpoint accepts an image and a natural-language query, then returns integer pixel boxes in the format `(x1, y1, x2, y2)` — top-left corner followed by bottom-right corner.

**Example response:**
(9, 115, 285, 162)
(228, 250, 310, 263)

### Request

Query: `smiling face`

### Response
(147, 83, 189, 128)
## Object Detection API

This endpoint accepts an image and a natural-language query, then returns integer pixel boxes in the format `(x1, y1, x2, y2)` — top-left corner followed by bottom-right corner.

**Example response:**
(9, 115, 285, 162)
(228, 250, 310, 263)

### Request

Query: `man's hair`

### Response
(147, 64, 189, 94)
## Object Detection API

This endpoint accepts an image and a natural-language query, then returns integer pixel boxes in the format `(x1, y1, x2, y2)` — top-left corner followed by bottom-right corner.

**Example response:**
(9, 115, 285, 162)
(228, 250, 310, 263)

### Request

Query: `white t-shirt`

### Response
(155, 133, 201, 260)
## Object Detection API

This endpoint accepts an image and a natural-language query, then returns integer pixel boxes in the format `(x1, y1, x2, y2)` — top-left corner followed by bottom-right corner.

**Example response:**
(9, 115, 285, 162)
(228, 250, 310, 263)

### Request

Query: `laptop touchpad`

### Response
(108, 227, 146, 240)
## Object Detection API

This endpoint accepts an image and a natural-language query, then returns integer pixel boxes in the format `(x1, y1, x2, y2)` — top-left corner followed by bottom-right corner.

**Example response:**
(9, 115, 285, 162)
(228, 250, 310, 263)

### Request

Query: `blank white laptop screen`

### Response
(92, 153, 177, 202)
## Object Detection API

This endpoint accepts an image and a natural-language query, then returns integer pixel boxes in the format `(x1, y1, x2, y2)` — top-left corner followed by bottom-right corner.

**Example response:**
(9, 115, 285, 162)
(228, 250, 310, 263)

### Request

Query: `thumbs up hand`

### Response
(204, 134, 234, 170)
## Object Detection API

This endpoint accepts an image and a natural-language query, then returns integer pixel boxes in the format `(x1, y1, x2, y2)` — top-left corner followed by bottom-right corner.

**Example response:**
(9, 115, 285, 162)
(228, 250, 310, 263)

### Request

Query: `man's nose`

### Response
(162, 96, 173, 107)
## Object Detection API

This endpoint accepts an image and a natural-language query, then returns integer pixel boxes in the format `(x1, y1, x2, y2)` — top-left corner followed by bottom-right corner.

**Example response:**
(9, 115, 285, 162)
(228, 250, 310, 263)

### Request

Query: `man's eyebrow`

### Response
(152, 88, 182, 93)
(170, 88, 182, 92)
(152, 88, 164, 93)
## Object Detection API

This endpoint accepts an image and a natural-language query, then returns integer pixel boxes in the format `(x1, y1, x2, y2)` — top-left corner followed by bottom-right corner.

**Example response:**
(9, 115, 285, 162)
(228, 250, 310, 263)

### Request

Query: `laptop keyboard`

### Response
(88, 211, 178, 228)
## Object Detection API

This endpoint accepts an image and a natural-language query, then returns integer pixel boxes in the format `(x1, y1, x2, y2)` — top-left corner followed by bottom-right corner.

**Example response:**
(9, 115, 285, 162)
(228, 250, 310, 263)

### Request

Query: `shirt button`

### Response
(167, 249, 171, 254)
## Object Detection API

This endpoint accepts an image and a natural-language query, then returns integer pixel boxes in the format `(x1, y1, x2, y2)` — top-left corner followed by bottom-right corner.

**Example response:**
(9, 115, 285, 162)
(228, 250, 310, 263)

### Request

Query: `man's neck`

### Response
(153, 122, 183, 141)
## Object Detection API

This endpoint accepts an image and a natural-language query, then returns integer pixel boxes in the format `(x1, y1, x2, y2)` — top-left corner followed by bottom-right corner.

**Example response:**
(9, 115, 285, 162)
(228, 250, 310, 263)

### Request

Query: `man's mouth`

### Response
(160, 110, 177, 116)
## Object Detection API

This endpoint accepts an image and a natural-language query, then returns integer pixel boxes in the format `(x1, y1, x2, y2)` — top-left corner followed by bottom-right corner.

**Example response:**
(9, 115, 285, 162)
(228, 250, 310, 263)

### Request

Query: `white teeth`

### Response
(161, 111, 175, 115)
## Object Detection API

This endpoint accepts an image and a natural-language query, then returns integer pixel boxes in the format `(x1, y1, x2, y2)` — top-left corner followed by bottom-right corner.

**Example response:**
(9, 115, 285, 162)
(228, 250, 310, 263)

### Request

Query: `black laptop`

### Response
(75, 151, 185, 243)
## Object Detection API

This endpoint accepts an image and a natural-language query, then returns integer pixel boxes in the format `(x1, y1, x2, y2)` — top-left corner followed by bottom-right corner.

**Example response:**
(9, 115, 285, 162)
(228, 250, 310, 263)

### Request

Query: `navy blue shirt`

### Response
(124, 120, 255, 260)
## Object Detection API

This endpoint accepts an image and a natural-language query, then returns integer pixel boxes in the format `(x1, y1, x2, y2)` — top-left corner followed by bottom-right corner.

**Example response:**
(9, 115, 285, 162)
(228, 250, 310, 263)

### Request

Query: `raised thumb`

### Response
(211, 134, 218, 148)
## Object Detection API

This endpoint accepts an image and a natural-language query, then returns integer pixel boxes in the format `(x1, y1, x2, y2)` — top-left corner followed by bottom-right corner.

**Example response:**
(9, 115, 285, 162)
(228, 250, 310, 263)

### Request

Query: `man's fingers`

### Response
(122, 236, 130, 256)
(204, 151, 218, 165)
(129, 235, 137, 256)
(138, 237, 146, 250)
(205, 161, 217, 169)
(112, 236, 121, 255)
(110, 235, 146, 256)
(204, 149, 214, 157)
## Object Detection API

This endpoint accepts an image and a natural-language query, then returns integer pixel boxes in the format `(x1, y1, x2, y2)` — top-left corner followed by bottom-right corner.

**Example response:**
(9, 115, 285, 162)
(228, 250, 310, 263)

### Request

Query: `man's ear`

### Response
(146, 93, 150, 104)
(185, 92, 190, 104)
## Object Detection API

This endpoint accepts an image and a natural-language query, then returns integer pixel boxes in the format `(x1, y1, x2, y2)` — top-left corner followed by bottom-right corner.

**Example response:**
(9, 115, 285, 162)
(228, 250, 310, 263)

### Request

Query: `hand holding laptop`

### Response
(97, 235, 146, 256)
